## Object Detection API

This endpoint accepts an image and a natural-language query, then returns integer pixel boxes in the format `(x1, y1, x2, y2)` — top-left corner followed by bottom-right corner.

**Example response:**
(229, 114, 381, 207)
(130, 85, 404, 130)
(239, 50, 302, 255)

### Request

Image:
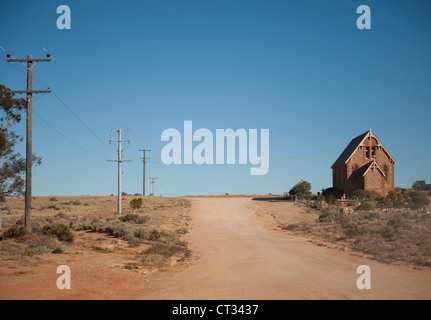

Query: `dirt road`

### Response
(142, 197, 431, 300)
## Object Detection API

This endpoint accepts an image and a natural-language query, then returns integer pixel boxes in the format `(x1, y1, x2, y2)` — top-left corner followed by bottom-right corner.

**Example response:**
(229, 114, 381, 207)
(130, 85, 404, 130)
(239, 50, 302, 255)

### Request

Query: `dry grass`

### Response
(0, 195, 192, 270)
(283, 206, 431, 267)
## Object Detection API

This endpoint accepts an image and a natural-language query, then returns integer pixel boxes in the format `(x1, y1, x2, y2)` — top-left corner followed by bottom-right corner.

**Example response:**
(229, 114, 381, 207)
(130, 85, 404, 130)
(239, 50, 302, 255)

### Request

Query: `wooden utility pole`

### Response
(108, 129, 131, 214)
(7, 55, 51, 232)
(138, 149, 151, 196)
(149, 177, 158, 196)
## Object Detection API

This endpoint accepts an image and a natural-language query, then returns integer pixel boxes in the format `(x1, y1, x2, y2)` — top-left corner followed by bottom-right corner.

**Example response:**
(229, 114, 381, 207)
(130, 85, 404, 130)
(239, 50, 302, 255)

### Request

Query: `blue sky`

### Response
(1, 0, 430, 196)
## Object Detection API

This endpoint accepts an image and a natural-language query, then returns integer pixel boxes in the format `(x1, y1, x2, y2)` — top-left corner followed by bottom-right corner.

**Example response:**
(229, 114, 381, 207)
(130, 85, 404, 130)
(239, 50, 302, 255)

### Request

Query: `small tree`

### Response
(129, 198, 143, 209)
(289, 180, 311, 197)
(1, 85, 42, 201)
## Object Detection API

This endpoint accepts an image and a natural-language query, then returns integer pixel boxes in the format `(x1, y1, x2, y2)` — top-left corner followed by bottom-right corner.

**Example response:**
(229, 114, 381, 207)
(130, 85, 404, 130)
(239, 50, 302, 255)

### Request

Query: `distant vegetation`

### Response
(285, 186, 431, 267)
(0, 196, 192, 270)
(285, 207, 431, 267)
(129, 198, 143, 209)
(316, 187, 430, 211)
(289, 180, 312, 197)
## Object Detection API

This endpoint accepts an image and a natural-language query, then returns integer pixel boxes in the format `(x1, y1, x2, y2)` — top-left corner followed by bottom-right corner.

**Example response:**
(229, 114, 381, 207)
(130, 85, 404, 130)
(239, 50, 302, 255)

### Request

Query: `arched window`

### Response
(353, 164, 359, 180)
(383, 165, 388, 181)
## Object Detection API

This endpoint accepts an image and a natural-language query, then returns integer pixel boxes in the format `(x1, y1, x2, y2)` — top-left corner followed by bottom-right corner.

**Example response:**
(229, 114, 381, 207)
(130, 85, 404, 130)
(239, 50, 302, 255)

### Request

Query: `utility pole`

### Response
(160, 182, 166, 198)
(149, 177, 158, 196)
(138, 149, 151, 196)
(108, 129, 131, 214)
(7, 54, 51, 232)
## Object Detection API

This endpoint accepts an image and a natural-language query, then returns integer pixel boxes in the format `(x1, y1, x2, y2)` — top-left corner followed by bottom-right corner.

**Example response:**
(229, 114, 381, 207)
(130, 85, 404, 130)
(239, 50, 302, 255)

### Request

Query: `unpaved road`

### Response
(142, 197, 431, 300)
(1, 197, 430, 300)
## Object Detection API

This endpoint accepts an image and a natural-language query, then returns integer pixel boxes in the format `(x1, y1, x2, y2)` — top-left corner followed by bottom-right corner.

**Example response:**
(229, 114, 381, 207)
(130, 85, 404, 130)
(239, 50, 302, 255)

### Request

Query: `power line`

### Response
(0, 0, 45, 48)
(0, 46, 29, 69)
(33, 109, 108, 160)
(1, 51, 52, 91)
(51, 90, 115, 151)
(2, 49, 115, 153)
(0, 55, 26, 75)
(123, 161, 141, 176)
(50, 58, 137, 144)
(1, 0, 132, 134)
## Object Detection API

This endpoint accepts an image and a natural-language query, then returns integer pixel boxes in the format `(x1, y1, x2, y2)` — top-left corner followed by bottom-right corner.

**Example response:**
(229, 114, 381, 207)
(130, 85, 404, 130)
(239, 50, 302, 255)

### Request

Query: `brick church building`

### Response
(331, 129, 396, 196)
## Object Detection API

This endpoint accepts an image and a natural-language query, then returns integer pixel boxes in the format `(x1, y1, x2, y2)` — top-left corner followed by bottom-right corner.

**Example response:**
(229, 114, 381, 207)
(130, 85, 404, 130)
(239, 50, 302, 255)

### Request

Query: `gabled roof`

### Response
(331, 131, 368, 168)
(331, 129, 396, 168)
(361, 160, 386, 178)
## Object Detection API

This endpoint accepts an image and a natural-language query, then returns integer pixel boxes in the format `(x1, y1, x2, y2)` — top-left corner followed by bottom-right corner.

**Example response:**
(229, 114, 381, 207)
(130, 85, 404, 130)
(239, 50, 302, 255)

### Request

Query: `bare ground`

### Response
(1, 196, 431, 299)
(142, 197, 431, 300)
(0, 195, 191, 299)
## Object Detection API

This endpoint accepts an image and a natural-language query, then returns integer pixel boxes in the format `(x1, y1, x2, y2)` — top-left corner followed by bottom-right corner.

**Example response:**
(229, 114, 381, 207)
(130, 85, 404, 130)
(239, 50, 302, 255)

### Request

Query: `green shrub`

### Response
(3, 226, 27, 239)
(119, 213, 149, 224)
(359, 211, 379, 220)
(111, 227, 130, 238)
(369, 191, 381, 200)
(63, 200, 81, 206)
(326, 194, 337, 205)
(387, 190, 399, 203)
(23, 249, 34, 257)
(356, 201, 376, 211)
(318, 211, 349, 225)
(351, 190, 365, 200)
(344, 223, 363, 238)
(321, 187, 344, 199)
(42, 224, 75, 243)
(134, 228, 148, 239)
(352, 190, 380, 201)
(317, 194, 325, 203)
(386, 214, 411, 230)
(409, 191, 429, 208)
(134, 228, 161, 241)
(148, 229, 161, 240)
(142, 242, 184, 258)
(129, 198, 143, 209)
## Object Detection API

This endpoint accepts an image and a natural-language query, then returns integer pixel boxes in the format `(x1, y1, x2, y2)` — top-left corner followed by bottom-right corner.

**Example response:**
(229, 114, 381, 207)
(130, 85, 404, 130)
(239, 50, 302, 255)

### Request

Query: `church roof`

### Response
(331, 131, 368, 168)
(331, 129, 396, 168)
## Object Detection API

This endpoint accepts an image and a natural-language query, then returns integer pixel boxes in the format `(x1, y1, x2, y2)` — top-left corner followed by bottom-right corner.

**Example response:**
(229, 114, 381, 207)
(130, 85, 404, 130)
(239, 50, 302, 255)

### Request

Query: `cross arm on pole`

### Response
(8, 58, 52, 63)
(10, 90, 51, 94)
